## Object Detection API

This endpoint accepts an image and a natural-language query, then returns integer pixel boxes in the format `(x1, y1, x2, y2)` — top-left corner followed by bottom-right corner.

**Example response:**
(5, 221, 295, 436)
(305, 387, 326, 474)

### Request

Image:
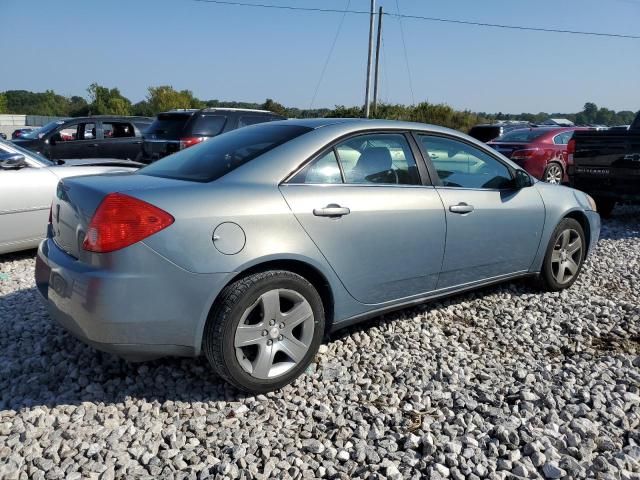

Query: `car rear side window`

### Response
(103, 122, 135, 139)
(239, 115, 275, 128)
(191, 115, 227, 136)
(139, 124, 312, 183)
(146, 114, 192, 138)
(289, 150, 342, 184)
(496, 129, 548, 142)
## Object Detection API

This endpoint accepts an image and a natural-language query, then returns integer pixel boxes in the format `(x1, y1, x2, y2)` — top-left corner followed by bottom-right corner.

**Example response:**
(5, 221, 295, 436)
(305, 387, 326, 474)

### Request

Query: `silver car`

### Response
(35, 119, 600, 393)
(0, 140, 139, 254)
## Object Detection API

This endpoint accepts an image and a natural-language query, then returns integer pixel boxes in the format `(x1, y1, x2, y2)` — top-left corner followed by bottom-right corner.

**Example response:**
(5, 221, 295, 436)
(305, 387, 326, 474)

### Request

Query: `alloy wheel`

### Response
(234, 289, 315, 379)
(545, 164, 563, 184)
(551, 229, 583, 284)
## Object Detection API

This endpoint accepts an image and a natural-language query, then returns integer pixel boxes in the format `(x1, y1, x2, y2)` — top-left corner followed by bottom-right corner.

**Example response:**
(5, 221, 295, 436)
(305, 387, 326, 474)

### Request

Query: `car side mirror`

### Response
(514, 169, 533, 189)
(0, 153, 28, 170)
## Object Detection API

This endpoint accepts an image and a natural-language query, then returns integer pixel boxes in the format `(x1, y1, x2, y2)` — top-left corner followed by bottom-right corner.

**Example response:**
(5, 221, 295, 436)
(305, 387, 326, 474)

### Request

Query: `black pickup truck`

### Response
(568, 111, 640, 217)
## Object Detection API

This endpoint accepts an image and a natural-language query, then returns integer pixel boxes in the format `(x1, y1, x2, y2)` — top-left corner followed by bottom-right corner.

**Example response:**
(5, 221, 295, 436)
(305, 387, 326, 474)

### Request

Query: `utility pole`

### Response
(372, 6, 383, 115)
(364, 0, 375, 118)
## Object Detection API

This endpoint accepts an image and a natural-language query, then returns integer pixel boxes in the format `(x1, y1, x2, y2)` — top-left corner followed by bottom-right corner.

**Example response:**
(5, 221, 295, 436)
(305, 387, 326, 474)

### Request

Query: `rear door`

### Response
(415, 133, 545, 289)
(280, 131, 446, 305)
(98, 120, 142, 159)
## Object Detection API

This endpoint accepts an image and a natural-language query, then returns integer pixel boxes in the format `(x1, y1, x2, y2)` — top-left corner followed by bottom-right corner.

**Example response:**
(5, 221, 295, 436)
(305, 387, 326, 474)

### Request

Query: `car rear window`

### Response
(495, 129, 548, 143)
(139, 124, 312, 183)
(191, 115, 227, 136)
(145, 114, 192, 138)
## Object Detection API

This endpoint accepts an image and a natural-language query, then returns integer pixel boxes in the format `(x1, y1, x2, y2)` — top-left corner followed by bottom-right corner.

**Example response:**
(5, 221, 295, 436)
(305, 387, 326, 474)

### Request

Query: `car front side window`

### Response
(418, 134, 513, 190)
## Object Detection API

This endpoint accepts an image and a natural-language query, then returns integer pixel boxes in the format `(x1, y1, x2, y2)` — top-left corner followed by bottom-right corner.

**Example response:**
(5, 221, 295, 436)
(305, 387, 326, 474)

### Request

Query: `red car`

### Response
(487, 127, 588, 184)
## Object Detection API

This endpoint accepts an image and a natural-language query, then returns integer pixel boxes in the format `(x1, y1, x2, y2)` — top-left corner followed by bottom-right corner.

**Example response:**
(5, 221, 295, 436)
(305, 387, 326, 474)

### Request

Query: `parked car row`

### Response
(11, 108, 285, 163)
(32, 118, 600, 393)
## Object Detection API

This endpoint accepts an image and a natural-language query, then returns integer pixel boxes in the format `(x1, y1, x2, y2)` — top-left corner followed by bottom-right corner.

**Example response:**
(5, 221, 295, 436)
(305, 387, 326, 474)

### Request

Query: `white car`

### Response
(0, 140, 139, 254)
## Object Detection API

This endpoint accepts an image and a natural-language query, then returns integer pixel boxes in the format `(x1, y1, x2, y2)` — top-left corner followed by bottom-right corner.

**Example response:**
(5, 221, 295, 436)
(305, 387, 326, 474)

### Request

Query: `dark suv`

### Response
(139, 108, 286, 163)
(13, 116, 153, 160)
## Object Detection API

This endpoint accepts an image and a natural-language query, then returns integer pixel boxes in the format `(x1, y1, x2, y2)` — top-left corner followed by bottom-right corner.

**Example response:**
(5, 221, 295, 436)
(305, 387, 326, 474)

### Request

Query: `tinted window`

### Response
(103, 122, 135, 139)
(191, 115, 227, 136)
(496, 129, 548, 143)
(140, 124, 311, 183)
(146, 114, 192, 139)
(21, 120, 66, 140)
(336, 133, 420, 185)
(289, 150, 342, 184)
(468, 126, 501, 142)
(239, 115, 275, 128)
(419, 135, 513, 189)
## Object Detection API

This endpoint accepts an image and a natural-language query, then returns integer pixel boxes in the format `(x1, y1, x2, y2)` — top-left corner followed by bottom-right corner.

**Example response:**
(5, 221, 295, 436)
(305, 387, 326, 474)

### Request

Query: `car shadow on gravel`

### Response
(600, 205, 640, 240)
(0, 288, 244, 412)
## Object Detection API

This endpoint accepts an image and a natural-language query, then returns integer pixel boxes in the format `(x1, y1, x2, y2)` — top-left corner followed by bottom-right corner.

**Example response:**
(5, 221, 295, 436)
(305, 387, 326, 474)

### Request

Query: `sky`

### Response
(2, 0, 639, 114)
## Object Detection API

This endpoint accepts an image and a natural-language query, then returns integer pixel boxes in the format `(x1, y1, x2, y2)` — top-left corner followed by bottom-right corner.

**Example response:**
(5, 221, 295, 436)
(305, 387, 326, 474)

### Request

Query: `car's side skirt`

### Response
(331, 270, 535, 332)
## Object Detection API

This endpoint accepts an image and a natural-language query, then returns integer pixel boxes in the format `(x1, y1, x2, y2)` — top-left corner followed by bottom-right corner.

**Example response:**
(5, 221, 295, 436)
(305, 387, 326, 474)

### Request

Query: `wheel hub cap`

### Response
(234, 288, 315, 380)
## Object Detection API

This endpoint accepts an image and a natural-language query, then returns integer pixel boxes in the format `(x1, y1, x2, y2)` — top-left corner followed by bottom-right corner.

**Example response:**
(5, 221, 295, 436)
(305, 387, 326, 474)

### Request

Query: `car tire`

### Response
(594, 197, 615, 218)
(543, 162, 564, 184)
(538, 218, 586, 291)
(203, 270, 325, 393)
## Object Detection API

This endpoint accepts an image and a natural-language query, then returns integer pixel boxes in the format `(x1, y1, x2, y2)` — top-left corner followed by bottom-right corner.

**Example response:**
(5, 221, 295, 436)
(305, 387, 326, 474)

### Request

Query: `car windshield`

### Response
(20, 120, 67, 139)
(495, 129, 549, 143)
(0, 140, 53, 166)
(139, 124, 312, 182)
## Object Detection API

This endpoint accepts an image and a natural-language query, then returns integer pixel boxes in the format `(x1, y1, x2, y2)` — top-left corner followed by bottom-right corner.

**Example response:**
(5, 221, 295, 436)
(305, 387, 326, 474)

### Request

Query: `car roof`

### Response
(272, 117, 462, 134)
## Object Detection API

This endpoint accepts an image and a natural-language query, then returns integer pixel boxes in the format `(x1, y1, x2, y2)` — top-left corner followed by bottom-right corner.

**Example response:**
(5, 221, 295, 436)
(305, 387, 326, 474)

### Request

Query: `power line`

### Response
(192, 0, 640, 39)
(309, 0, 351, 109)
(394, 0, 415, 105)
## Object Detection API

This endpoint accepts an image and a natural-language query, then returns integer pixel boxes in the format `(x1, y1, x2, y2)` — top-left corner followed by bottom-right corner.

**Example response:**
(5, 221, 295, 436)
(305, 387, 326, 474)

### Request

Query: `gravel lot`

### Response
(1, 207, 639, 480)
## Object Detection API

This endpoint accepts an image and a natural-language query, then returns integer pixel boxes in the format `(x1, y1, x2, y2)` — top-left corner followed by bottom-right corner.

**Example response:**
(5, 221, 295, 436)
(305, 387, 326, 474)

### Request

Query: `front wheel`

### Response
(538, 218, 586, 291)
(203, 270, 325, 393)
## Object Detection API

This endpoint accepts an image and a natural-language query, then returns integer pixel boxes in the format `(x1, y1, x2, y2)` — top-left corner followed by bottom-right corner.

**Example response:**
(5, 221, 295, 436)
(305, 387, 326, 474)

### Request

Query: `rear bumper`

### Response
(35, 238, 231, 361)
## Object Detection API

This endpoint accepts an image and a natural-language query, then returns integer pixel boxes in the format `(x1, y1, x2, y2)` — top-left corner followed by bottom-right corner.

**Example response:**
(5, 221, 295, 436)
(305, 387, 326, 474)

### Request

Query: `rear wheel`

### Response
(538, 218, 585, 291)
(594, 197, 615, 218)
(543, 162, 564, 184)
(203, 270, 324, 393)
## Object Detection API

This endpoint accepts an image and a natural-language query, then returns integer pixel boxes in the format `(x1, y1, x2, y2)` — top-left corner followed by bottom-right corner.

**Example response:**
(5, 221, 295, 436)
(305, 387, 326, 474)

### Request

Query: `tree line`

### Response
(0, 84, 636, 132)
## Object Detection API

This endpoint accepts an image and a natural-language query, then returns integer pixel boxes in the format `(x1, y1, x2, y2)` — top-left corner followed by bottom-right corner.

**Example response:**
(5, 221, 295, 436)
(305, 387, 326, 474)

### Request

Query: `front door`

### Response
(415, 133, 545, 289)
(280, 132, 446, 305)
(49, 122, 97, 159)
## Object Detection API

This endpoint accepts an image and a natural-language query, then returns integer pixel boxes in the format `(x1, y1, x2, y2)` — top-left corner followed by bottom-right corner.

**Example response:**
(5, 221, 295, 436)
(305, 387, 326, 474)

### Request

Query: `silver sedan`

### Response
(35, 119, 600, 393)
(0, 140, 139, 254)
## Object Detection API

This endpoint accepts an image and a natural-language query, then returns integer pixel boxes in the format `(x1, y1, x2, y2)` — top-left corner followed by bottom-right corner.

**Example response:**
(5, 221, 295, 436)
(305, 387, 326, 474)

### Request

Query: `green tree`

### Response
(146, 86, 202, 113)
(0, 93, 6, 113)
(261, 98, 287, 116)
(87, 83, 132, 115)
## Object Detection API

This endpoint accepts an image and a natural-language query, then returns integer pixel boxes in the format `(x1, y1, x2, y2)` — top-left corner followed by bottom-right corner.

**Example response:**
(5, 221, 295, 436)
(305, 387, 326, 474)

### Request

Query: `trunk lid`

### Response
(487, 142, 529, 160)
(51, 173, 188, 259)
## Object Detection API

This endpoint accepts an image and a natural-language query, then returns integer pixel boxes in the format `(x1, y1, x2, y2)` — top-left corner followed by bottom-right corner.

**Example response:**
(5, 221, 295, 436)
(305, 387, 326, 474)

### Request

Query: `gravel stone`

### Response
(1, 207, 639, 479)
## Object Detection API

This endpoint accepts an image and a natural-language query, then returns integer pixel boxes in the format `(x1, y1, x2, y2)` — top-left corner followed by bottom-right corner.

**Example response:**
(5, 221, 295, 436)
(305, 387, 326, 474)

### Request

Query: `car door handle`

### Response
(449, 203, 474, 214)
(313, 204, 350, 217)
(88, 143, 99, 147)
(133, 140, 142, 144)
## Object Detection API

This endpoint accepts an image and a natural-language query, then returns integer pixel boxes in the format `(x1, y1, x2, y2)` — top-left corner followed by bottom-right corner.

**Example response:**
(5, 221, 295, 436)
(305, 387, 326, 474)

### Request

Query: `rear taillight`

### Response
(567, 139, 576, 166)
(511, 148, 539, 161)
(179, 136, 205, 150)
(82, 193, 174, 253)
